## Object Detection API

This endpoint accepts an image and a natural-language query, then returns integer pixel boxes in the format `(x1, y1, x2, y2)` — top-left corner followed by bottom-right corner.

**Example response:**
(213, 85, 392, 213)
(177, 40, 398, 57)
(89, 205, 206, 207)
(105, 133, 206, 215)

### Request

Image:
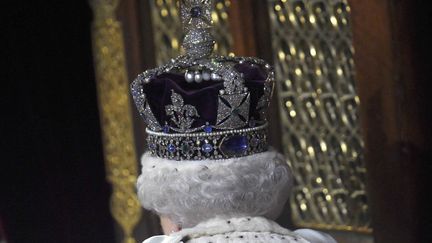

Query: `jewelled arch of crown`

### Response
(131, 0, 275, 160)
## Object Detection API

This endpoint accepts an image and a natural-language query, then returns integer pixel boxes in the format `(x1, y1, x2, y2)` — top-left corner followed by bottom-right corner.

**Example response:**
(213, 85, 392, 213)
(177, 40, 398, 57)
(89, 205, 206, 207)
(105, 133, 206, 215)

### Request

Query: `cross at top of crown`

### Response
(180, 0, 213, 32)
(180, 0, 215, 58)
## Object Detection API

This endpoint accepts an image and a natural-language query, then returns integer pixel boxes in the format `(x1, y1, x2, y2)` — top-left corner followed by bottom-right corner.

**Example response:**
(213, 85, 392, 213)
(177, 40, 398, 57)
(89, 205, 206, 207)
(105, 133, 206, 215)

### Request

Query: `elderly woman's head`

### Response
(137, 150, 293, 228)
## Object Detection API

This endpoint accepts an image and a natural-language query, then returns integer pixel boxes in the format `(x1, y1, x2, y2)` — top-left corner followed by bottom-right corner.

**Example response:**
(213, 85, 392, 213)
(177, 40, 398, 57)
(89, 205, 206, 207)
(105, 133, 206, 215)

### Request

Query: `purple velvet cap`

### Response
(141, 63, 267, 129)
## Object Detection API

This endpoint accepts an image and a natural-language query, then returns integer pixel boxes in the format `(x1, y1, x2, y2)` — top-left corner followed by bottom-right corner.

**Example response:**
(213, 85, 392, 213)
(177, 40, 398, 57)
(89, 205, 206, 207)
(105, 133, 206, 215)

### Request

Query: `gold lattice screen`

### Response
(149, 0, 234, 65)
(267, 0, 371, 232)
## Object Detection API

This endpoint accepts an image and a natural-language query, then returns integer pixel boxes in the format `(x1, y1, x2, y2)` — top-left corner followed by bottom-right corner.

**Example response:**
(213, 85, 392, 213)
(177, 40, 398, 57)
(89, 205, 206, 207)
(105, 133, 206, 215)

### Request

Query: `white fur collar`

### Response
(142, 217, 337, 243)
(171, 216, 304, 240)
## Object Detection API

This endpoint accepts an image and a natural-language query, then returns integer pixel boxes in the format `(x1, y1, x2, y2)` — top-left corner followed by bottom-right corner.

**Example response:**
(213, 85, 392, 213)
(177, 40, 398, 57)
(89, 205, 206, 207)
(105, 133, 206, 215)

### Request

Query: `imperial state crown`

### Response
(131, 0, 275, 160)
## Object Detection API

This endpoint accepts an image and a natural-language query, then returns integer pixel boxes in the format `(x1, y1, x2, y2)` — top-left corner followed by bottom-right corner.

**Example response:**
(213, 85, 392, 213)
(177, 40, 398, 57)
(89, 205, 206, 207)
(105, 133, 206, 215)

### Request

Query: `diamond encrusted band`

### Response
(147, 123, 268, 160)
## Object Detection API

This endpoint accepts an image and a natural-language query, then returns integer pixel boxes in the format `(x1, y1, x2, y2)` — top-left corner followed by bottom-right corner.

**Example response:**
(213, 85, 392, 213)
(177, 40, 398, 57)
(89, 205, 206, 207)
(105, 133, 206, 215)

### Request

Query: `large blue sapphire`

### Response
(220, 135, 248, 157)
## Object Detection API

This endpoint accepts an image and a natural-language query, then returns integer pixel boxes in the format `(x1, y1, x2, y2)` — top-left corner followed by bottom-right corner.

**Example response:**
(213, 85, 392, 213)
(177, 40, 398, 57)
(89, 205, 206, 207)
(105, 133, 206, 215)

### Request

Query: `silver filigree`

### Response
(216, 92, 250, 129)
(131, 78, 162, 131)
(165, 90, 200, 132)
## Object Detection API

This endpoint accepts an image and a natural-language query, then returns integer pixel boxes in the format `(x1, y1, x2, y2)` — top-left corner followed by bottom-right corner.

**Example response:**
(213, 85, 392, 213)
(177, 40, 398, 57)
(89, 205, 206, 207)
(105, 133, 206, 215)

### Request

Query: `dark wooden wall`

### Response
(349, 1, 432, 242)
(2, 1, 115, 242)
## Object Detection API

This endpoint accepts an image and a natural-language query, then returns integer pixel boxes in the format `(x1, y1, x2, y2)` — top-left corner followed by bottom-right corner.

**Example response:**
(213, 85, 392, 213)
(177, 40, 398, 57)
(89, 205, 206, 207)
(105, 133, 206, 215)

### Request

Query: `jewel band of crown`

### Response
(147, 123, 268, 160)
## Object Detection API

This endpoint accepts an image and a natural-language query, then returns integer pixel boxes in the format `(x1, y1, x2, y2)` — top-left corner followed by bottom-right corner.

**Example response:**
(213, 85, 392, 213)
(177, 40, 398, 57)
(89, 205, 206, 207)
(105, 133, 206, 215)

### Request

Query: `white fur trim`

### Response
(142, 216, 332, 243)
(137, 150, 293, 227)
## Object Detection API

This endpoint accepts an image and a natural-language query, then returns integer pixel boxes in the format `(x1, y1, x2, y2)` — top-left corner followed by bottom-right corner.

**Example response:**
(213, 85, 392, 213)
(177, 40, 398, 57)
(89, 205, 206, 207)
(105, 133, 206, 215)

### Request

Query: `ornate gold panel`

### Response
(90, 0, 142, 242)
(267, 0, 371, 232)
(149, 0, 234, 65)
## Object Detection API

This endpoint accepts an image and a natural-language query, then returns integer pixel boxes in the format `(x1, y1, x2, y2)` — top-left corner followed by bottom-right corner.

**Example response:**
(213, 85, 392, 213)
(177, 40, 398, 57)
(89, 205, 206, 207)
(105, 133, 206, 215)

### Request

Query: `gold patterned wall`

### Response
(149, 0, 234, 65)
(267, 0, 371, 232)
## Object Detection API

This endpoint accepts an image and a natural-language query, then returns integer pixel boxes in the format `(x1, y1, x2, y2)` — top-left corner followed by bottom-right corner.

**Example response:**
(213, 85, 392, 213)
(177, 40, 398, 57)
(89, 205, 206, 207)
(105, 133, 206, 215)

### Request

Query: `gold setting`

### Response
(89, 0, 142, 242)
(268, 0, 371, 233)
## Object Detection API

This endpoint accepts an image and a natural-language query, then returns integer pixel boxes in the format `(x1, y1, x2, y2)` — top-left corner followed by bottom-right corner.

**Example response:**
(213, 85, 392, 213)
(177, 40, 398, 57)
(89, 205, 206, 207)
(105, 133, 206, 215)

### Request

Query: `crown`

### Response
(131, 0, 274, 160)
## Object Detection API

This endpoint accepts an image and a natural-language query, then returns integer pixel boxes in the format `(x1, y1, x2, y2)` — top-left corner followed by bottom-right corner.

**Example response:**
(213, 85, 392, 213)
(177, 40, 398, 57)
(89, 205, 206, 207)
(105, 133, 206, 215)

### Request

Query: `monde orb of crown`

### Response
(131, 0, 275, 160)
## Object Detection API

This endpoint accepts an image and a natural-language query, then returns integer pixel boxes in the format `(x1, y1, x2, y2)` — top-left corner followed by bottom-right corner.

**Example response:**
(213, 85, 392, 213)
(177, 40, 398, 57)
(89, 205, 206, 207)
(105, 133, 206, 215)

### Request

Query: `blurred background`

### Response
(2, 0, 431, 243)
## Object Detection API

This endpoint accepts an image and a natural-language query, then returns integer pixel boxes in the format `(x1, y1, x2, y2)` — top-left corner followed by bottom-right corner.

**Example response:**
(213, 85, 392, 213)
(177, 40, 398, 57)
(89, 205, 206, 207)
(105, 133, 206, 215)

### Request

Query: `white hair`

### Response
(136, 150, 293, 228)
